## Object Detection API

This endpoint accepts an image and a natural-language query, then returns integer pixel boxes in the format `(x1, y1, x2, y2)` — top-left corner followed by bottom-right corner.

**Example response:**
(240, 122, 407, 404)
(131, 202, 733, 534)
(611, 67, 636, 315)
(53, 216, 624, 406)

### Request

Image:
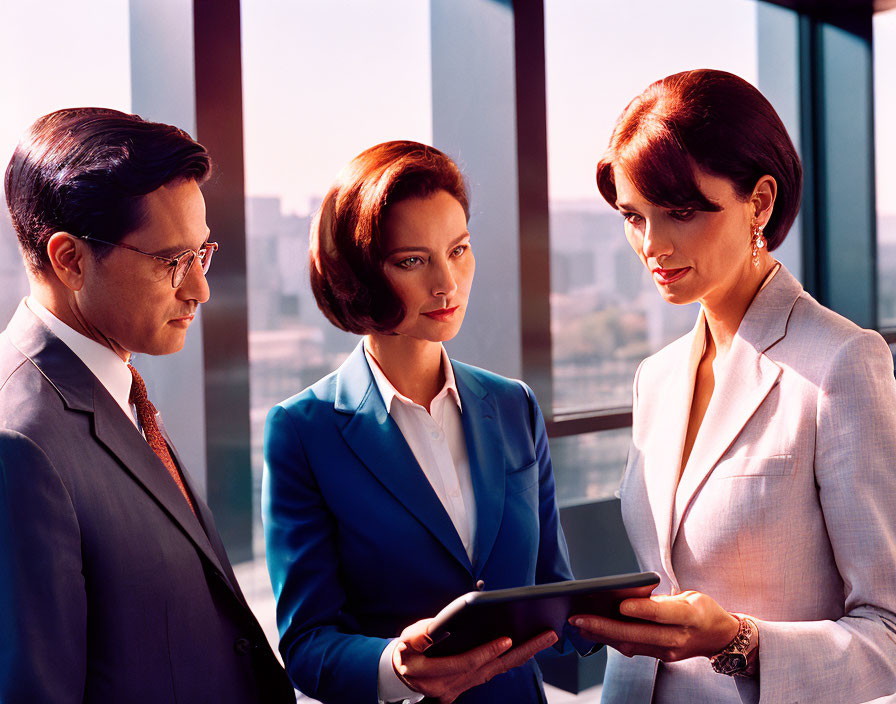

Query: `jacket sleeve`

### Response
(521, 383, 574, 587)
(519, 383, 600, 659)
(0, 430, 86, 702)
(262, 404, 389, 704)
(748, 330, 896, 703)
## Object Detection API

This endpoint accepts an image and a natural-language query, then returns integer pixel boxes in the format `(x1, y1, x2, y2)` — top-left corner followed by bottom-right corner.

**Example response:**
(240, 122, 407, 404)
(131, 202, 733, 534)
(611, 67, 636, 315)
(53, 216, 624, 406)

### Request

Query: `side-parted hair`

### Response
(310, 140, 469, 334)
(596, 69, 802, 250)
(4, 107, 211, 273)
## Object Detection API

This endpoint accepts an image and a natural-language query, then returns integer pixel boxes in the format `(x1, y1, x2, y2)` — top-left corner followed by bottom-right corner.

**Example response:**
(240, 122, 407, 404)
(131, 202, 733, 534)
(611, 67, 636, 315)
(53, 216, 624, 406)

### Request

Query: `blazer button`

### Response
(234, 637, 252, 655)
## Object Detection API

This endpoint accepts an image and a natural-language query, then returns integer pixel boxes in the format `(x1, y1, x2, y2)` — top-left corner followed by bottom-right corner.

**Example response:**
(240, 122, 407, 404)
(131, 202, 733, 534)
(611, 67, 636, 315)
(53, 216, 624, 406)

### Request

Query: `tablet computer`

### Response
(424, 571, 660, 657)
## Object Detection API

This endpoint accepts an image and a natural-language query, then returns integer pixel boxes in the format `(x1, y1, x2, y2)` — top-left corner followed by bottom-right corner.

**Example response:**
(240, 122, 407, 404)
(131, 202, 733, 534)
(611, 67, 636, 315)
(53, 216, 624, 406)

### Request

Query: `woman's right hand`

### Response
(392, 618, 558, 703)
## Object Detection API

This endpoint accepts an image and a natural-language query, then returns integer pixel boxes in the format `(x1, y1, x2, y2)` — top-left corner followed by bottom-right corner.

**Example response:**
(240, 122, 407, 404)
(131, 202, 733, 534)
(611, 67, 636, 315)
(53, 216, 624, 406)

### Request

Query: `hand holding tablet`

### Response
(423, 571, 661, 657)
(392, 618, 558, 703)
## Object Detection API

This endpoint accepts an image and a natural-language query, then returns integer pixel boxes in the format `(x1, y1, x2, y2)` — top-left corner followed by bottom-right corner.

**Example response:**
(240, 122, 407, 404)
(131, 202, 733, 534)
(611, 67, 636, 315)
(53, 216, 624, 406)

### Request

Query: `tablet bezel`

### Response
(424, 571, 661, 657)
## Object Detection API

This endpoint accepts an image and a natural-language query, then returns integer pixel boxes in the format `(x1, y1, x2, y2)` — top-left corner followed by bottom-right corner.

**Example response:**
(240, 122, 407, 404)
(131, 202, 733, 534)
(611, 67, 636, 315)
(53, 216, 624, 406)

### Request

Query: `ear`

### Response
(46, 232, 89, 292)
(751, 175, 777, 229)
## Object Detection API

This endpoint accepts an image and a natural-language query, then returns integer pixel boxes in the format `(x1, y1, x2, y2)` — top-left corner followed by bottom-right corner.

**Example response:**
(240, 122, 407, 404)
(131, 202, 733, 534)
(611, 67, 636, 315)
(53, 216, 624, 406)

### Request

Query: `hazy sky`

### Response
(1, 0, 893, 219)
(543, 0, 758, 205)
(0, 0, 131, 163)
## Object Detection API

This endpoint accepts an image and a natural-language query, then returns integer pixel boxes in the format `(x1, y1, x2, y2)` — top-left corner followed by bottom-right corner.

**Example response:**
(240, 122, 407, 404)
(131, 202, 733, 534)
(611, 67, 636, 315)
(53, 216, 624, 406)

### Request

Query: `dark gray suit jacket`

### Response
(0, 302, 295, 703)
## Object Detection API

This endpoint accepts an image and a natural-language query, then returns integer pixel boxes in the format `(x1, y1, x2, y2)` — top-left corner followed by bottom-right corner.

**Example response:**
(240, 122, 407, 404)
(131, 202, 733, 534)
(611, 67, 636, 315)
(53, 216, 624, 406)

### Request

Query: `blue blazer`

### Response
(263, 342, 574, 703)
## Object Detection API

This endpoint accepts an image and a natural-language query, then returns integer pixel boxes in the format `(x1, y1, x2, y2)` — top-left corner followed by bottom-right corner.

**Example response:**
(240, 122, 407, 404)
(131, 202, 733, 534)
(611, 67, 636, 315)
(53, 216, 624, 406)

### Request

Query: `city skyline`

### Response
(1, 1, 893, 217)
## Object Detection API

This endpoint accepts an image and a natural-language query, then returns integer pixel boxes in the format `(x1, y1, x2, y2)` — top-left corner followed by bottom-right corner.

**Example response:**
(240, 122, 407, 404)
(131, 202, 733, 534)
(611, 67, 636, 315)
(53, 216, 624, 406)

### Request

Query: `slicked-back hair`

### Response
(310, 140, 469, 334)
(4, 107, 211, 273)
(596, 69, 802, 251)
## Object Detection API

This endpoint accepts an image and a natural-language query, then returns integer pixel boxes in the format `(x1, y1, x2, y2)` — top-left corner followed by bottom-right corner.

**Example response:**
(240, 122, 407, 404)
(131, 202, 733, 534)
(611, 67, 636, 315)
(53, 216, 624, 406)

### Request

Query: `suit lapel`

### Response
(335, 343, 471, 572)
(91, 390, 227, 577)
(641, 313, 705, 574)
(669, 267, 801, 546)
(452, 364, 505, 576)
(5, 302, 229, 583)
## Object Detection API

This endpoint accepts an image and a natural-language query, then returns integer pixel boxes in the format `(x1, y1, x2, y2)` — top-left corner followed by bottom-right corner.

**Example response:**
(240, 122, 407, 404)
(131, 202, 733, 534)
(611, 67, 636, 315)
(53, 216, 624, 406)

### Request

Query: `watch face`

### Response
(713, 652, 748, 676)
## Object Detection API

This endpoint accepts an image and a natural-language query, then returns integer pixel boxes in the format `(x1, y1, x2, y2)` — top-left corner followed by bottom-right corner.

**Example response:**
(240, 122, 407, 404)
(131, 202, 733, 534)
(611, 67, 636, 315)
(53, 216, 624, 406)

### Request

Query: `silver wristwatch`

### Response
(709, 615, 758, 677)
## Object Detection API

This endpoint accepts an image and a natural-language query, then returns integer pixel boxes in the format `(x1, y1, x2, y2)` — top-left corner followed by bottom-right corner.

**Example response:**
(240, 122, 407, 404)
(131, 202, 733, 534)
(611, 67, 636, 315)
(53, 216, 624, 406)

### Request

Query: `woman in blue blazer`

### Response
(263, 141, 572, 703)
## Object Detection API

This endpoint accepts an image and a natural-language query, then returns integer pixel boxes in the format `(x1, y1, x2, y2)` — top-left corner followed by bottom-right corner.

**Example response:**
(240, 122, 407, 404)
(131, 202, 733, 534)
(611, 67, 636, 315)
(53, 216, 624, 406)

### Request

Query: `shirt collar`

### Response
(26, 296, 136, 424)
(363, 339, 462, 414)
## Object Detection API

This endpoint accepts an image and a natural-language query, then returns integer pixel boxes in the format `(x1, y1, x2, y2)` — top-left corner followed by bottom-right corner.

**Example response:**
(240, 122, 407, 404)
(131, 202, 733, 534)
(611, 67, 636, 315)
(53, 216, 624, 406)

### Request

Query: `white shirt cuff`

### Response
(377, 638, 425, 704)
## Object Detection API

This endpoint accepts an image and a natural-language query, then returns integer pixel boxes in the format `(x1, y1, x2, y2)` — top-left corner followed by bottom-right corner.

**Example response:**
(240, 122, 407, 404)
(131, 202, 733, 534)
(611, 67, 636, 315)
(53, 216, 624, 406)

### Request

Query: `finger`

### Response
(618, 595, 695, 625)
(398, 618, 434, 648)
(435, 632, 557, 701)
(500, 630, 559, 666)
(406, 631, 434, 653)
(569, 614, 681, 648)
(465, 631, 558, 688)
(399, 636, 513, 680)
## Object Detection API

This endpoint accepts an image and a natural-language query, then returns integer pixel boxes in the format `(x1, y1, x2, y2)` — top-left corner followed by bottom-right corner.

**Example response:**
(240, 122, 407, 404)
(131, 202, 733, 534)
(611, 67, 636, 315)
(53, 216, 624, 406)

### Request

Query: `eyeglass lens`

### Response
(173, 246, 215, 287)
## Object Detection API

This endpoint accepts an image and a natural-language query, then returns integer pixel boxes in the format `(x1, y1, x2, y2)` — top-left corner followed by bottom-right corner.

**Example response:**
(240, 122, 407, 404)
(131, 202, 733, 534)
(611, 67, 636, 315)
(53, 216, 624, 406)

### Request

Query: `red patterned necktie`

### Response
(128, 364, 196, 515)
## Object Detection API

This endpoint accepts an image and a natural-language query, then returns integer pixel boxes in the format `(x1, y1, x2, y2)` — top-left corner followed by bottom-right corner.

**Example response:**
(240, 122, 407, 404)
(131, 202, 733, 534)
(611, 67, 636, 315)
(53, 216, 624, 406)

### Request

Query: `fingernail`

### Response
(570, 618, 584, 627)
(501, 638, 512, 649)
(398, 665, 408, 675)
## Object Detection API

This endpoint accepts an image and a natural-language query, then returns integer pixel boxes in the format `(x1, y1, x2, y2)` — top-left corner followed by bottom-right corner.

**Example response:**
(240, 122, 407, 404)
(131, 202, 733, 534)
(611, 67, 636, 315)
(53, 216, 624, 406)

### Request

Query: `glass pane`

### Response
(0, 0, 130, 323)
(241, 0, 432, 556)
(550, 427, 631, 506)
(544, 0, 759, 413)
(875, 10, 896, 328)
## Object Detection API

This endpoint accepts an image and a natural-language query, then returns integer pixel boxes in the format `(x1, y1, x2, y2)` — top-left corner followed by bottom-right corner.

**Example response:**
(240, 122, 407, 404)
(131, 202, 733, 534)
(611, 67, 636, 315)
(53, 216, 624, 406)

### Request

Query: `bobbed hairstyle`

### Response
(4, 107, 211, 273)
(596, 69, 802, 250)
(310, 140, 469, 334)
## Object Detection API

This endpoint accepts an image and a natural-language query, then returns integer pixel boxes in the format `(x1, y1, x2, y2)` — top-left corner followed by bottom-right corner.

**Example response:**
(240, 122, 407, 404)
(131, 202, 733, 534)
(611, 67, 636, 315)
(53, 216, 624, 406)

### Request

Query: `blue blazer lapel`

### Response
(335, 343, 471, 571)
(452, 364, 506, 577)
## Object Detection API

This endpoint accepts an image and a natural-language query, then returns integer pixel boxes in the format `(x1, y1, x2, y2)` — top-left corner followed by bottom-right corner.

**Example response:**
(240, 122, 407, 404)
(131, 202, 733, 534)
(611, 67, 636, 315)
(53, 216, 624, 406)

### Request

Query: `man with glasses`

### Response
(0, 108, 295, 703)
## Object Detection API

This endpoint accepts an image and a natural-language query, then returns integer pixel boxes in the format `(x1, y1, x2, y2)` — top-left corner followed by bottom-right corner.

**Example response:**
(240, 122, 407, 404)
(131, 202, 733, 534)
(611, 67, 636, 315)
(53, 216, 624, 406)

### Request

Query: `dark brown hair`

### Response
(596, 69, 802, 250)
(310, 140, 469, 334)
(5, 107, 211, 273)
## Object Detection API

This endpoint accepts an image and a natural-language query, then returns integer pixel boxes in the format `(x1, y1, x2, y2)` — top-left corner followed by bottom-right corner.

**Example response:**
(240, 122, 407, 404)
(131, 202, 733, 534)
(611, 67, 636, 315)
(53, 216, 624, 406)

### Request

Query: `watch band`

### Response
(709, 615, 758, 677)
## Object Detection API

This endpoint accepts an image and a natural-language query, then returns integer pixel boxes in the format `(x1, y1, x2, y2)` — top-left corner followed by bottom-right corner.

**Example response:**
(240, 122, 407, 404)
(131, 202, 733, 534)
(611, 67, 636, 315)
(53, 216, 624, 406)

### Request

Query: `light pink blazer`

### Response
(602, 266, 896, 704)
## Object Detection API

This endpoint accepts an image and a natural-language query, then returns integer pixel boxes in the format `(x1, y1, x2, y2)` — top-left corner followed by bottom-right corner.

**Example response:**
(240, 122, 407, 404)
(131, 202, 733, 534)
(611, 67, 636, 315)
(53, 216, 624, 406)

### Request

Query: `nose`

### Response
(431, 256, 458, 298)
(177, 252, 211, 303)
(640, 220, 673, 262)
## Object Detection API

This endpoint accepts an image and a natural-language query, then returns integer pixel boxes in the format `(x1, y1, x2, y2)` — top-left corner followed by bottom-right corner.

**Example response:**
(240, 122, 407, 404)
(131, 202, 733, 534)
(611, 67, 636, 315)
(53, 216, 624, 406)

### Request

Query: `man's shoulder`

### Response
(0, 332, 29, 391)
(0, 333, 67, 435)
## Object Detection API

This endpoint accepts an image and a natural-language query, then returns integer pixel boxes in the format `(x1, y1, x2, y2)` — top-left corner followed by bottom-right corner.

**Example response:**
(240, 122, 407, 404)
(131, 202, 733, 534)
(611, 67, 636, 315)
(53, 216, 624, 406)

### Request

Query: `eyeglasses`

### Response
(78, 236, 219, 288)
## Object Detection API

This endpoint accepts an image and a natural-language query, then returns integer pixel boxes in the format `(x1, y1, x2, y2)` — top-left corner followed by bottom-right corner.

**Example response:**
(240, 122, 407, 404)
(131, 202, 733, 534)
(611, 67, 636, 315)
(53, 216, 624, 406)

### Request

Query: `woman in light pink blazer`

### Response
(570, 70, 896, 703)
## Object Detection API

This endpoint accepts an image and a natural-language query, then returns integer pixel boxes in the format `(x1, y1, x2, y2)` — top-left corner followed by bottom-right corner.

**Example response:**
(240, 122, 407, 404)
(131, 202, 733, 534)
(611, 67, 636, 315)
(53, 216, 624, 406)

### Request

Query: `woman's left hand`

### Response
(568, 590, 739, 662)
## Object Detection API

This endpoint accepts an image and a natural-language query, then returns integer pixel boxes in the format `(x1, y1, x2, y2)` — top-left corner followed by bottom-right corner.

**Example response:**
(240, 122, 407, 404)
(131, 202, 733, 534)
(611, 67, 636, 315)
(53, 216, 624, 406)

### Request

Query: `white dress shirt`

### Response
(364, 340, 477, 704)
(25, 296, 136, 426)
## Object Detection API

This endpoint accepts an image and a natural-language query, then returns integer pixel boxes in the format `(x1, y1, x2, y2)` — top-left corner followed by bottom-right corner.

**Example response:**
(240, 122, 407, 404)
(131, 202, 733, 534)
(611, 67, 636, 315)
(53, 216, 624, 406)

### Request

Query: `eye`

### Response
(396, 256, 424, 270)
(621, 211, 643, 227)
(450, 244, 468, 257)
(668, 208, 696, 222)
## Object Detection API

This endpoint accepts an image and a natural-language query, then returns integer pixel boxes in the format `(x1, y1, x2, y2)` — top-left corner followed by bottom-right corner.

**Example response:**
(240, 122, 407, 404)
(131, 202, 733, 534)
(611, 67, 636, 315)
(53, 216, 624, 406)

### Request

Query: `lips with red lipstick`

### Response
(422, 306, 459, 322)
(651, 266, 691, 285)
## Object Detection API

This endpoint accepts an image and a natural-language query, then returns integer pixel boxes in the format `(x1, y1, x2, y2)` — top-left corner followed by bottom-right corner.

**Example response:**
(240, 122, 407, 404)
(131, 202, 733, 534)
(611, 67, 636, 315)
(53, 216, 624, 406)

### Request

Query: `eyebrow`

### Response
(384, 231, 470, 257)
(615, 202, 639, 212)
(155, 231, 212, 258)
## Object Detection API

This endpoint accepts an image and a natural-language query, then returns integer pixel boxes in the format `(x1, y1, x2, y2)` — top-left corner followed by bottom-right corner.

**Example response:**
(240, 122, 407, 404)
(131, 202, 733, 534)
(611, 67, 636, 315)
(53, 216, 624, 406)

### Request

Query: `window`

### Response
(0, 0, 131, 323)
(543, 0, 761, 502)
(241, 0, 432, 551)
(875, 9, 896, 329)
